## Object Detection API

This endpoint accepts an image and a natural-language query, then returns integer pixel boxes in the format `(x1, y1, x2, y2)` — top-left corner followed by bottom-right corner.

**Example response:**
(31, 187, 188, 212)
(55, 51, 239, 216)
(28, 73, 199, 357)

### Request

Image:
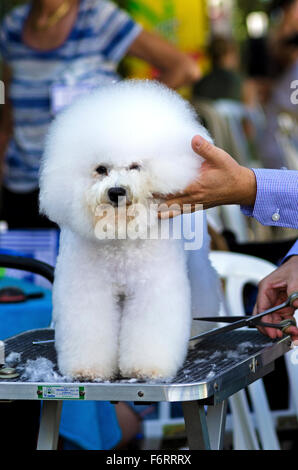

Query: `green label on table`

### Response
(37, 385, 85, 400)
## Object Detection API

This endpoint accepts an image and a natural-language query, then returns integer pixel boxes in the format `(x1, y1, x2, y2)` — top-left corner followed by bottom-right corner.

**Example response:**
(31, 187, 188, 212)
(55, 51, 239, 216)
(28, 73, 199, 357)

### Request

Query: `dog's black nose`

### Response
(108, 187, 127, 205)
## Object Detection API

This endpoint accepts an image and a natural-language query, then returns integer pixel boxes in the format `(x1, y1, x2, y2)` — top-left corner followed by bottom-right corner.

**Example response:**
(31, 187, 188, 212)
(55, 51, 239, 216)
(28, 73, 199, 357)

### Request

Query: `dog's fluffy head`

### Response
(39, 80, 211, 239)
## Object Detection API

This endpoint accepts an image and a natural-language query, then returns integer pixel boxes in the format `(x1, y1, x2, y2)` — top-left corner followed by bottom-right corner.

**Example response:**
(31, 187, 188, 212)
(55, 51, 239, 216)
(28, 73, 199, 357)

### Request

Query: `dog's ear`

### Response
(39, 157, 68, 223)
(146, 126, 213, 196)
(39, 120, 75, 225)
(147, 150, 201, 196)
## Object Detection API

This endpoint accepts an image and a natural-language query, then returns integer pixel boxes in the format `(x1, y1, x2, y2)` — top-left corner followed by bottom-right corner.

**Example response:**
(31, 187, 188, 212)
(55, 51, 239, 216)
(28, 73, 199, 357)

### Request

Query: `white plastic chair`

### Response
(142, 251, 297, 449)
(210, 251, 298, 449)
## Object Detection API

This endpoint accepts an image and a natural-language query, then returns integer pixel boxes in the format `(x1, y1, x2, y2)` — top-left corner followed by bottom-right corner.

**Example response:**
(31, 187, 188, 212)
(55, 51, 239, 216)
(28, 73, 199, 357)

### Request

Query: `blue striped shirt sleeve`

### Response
(281, 240, 298, 264)
(286, 240, 298, 257)
(91, 0, 142, 62)
(0, 0, 143, 193)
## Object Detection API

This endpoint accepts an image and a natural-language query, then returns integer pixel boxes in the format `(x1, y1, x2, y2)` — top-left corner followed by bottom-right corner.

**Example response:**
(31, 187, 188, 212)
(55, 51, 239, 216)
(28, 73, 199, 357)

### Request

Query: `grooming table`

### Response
(0, 327, 291, 450)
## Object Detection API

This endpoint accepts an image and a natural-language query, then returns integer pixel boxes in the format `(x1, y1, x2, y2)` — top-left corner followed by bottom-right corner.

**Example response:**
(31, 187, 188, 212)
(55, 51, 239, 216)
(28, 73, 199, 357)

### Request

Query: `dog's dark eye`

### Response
(129, 163, 141, 171)
(95, 165, 108, 175)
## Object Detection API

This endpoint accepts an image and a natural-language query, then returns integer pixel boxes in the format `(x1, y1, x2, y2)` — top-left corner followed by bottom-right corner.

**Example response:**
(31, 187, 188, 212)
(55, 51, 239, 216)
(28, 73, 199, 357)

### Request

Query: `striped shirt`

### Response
(241, 168, 298, 229)
(0, 0, 142, 193)
(285, 240, 298, 260)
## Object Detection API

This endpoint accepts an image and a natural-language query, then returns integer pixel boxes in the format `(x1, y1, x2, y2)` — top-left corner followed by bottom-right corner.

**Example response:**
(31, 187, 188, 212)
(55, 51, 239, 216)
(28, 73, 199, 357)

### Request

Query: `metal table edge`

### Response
(0, 334, 291, 403)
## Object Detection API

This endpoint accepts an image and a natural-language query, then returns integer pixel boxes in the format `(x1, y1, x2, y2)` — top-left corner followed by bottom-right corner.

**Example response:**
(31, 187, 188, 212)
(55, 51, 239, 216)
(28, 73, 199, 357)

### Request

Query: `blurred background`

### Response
(1, 0, 297, 244)
(0, 0, 297, 452)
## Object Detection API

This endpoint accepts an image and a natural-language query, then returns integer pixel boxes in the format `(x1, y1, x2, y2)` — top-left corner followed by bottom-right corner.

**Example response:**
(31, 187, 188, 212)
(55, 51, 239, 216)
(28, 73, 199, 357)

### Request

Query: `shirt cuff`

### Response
(241, 168, 298, 229)
(240, 205, 253, 217)
(281, 240, 298, 264)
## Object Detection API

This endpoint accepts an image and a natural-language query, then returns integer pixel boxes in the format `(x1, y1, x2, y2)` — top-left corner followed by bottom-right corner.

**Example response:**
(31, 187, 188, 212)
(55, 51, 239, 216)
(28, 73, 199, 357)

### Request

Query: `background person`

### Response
(255, 0, 298, 169)
(193, 35, 243, 102)
(0, 0, 200, 450)
(0, 0, 200, 229)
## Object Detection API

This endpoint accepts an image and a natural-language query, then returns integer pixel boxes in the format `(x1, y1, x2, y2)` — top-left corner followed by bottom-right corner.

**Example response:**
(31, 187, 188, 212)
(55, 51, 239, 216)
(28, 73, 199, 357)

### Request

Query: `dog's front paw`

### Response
(59, 363, 117, 382)
(120, 365, 175, 382)
(72, 369, 116, 382)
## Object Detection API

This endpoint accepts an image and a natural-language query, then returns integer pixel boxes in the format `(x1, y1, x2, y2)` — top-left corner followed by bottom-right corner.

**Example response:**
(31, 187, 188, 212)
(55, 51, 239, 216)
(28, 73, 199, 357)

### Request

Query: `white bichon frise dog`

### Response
(39, 80, 220, 381)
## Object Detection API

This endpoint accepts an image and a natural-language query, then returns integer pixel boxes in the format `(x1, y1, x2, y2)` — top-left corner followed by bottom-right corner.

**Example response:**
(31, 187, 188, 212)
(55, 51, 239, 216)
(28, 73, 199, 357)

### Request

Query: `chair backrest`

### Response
(209, 251, 298, 425)
(193, 100, 277, 244)
(209, 251, 276, 316)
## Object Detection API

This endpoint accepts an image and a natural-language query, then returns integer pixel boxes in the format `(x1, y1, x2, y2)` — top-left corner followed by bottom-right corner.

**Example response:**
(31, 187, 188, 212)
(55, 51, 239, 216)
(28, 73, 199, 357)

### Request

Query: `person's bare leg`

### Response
(114, 403, 141, 449)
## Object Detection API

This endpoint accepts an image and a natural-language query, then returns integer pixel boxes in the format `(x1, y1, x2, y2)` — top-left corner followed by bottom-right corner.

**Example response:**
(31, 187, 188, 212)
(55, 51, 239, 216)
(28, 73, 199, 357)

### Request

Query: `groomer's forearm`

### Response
(235, 167, 257, 206)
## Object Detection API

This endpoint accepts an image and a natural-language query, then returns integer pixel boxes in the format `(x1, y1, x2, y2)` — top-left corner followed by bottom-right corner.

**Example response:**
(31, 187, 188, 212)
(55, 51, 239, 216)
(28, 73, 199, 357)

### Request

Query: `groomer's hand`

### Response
(158, 135, 257, 218)
(253, 256, 298, 341)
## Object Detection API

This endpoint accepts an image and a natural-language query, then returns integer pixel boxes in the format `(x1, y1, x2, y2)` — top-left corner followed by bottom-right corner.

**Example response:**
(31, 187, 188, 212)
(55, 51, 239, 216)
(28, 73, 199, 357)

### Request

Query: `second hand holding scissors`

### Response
(190, 292, 298, 342)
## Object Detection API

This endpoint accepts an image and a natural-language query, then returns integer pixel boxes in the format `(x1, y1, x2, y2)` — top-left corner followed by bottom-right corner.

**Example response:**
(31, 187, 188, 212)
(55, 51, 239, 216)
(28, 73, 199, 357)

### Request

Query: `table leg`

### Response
(206, 400, 227, 450)
(37, 401, 62, 450)
(182, 400, 228, 450)
(182, 401, 211, 450)
(229, 391, 259, 450)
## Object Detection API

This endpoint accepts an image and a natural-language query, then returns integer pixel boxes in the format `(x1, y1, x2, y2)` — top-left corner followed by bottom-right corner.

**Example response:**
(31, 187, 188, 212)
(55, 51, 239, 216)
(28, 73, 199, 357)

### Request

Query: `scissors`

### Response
(190, 292, 298, 342)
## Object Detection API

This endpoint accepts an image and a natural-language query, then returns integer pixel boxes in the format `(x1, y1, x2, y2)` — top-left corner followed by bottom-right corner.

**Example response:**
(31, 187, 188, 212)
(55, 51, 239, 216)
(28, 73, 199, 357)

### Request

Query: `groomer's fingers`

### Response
(257, 312, 282, 339)
(281, 326, 298, 341)
(158, 204, 199, 219)
(191, 135, 230, 165)
(260, 309, 298, 339)
(253, 290, 298, 339)
(288, 289, 298, 310)
(253, 285, 286, 338)
(262, 313, 298, 340)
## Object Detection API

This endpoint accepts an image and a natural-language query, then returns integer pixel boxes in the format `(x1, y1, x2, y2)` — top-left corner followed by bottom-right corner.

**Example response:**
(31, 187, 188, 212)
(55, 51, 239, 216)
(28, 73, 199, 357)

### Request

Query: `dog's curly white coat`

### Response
(39, 80, 221, 381)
